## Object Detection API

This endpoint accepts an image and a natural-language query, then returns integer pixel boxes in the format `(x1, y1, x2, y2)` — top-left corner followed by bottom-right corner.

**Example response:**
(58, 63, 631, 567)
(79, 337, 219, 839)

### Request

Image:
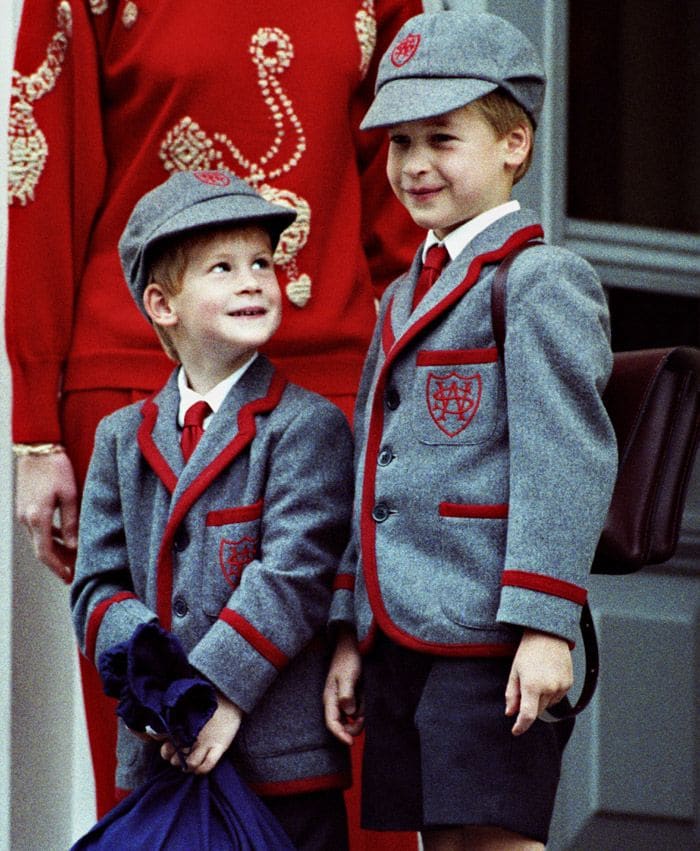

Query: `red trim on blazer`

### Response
(142, 370, 287, 630)
(417, 347, 499, 366)
(250, 770, 351, 797)
(359, 225, 544, 656)
(206, 500, 264, 526)
(219, 609, 289, 670)
(138, 392, 178, 494)
(439, 502, 508, 519)
(392, 226, 543, 357)
(358, 618, 379, 654)
(501, 570, 588, 606)
(357, 622, 516, 658)
(85, 591, 139, 664)
(333, 573, 355, 592)
(381, 295, 396, 356)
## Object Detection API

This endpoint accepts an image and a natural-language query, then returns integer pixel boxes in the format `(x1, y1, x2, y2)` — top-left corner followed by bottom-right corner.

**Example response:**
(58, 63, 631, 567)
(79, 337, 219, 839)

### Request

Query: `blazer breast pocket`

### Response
(412, 347, 501, 445)
(202, 500, 263, 616)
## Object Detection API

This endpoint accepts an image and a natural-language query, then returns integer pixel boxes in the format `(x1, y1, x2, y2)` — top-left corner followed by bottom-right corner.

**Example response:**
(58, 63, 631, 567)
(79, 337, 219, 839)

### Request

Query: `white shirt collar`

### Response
(177, 353, 258, 428)
(422, 200, 521, 262)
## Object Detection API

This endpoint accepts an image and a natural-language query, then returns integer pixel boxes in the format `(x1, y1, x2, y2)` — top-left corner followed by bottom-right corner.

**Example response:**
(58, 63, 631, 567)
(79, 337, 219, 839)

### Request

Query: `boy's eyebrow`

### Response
(425, 116, 450, 127)
(388, 117, 452, 133)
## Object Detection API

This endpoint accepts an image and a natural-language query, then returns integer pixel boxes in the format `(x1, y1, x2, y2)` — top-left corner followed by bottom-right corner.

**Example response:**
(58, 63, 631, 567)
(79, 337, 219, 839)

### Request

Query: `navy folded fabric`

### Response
(99, 621, 217, 750)
(71, 622, 295, 850)
(70, 761, 296, 850)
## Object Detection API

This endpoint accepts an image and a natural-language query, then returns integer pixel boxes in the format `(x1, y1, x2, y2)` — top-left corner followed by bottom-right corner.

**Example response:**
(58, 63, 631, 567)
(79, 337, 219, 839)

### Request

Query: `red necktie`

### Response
(180, 401, 211, 462)
(412, 244, 449, 311)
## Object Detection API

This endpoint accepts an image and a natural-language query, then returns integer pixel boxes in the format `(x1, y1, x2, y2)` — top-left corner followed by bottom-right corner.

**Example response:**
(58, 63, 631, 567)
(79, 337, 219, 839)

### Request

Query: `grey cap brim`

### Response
(360, 77, 499, 129)
(144, 193, 296, 250)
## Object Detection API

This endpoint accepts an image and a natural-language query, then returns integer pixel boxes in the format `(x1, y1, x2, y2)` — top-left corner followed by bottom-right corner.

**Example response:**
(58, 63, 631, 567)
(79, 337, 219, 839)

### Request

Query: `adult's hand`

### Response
(15, 451, 78, 584)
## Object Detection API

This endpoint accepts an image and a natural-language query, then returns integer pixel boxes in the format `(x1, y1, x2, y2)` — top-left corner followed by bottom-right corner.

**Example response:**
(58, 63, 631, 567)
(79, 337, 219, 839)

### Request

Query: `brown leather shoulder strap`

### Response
(491, 241, 544, 357)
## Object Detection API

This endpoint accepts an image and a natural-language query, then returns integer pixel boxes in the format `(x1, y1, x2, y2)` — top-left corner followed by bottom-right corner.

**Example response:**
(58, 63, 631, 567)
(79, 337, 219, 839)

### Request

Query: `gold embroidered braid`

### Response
(9, 1, 72, 205)
(159, 26, 313, 307)
(12, 443, 65, 458)
(122, 2, 138, 28)
(356, 0, 377, 79)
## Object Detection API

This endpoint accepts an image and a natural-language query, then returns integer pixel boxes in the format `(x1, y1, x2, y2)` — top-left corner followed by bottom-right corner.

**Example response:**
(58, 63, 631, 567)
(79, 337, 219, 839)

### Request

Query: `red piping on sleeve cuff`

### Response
(501, 570, 587, 606)
(218, 609, 289, 670)
(249, 770, 350, 797)
(84, 592, 139, 664)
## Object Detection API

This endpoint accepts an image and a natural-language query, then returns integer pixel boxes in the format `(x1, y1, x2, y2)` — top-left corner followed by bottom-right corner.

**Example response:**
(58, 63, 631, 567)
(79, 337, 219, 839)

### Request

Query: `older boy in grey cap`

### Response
(324, 11, 616, 850)
(71, 169, 354, 850)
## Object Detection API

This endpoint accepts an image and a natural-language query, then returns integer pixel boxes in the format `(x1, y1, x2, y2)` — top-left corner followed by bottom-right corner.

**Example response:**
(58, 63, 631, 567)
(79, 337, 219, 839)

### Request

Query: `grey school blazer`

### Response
(72, 355, 353, 793)
(330, 209, 617, 655)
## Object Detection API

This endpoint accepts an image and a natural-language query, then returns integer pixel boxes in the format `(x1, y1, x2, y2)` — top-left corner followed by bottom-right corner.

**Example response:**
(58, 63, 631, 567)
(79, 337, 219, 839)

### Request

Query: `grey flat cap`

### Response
(119, 169, 296, 316)
(361, 11, 545, 130)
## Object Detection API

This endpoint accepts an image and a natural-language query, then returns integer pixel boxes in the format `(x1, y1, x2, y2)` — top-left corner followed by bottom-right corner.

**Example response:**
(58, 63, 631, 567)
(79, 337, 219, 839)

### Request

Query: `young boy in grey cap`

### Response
(71, 169, 354, 850)
(324, 11, 617, 850)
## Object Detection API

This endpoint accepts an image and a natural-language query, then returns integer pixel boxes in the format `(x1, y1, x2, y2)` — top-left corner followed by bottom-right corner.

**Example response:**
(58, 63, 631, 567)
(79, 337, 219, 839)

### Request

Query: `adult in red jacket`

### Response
(8, 1, 421, 846)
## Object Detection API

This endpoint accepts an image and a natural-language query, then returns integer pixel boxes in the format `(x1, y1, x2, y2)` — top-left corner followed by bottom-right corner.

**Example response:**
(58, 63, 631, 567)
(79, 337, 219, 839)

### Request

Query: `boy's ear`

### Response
(143, 282, 178, 327)
(503, 121, 532, 171)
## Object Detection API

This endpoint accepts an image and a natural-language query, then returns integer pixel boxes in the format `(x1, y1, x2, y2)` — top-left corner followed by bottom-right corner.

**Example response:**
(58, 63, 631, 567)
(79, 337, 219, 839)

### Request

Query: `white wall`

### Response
(5, 3, 95, 848)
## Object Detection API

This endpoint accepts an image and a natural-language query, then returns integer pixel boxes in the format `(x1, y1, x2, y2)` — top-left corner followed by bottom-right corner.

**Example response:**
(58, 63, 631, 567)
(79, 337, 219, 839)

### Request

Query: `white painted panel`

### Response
(595, 611, 695, 819)
(549, 574, 699, 849)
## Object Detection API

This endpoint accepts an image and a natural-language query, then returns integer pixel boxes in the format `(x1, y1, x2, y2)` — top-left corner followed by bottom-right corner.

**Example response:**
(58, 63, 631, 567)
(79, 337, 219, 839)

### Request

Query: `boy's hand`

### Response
(323, 627, 365, 746)
(505, 628, 573, 736)
(160, 692, 243, 774)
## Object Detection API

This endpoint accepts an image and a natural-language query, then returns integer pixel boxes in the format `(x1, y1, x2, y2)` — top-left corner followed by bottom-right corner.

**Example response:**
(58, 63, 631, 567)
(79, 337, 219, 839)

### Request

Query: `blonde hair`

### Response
(146, 235, 190, 361)
(471, 89, 534, 184)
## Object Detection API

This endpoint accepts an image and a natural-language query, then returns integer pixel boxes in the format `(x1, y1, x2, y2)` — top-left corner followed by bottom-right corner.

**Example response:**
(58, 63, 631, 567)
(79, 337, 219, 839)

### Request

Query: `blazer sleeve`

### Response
(70, 416, 157, 666)
(189, 398, 354, 713)
(7, 0, 109, 442)
(496, 247, 618, 644)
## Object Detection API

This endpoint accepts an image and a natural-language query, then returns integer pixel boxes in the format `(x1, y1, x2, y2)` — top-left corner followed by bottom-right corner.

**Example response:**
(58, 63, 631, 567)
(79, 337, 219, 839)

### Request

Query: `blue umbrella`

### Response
(71, 622, 295, 850)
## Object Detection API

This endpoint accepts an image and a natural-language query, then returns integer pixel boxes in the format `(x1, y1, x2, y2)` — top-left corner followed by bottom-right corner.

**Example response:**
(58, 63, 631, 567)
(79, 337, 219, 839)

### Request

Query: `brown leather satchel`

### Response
(492, 244, 700, 716)
(592, 346, 700, 573)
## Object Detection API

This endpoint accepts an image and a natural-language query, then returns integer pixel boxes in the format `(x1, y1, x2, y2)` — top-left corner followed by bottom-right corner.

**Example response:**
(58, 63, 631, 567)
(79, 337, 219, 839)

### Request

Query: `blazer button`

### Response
(377, 448, 394, 466)
(372, 503, 391, 523)
(386, 387, 400, 410)
(173, 528, 190, 552)
(173, 597, 188, 618)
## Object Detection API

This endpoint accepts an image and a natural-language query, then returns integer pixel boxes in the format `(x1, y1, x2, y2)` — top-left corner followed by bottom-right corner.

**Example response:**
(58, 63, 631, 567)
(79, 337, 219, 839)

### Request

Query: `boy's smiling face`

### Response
(151, 226, 281, 391)
(386, 104, 522, 239)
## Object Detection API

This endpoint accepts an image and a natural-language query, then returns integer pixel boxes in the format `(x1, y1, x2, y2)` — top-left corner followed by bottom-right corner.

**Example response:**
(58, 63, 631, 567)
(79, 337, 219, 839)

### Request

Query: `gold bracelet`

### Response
(12, 443, 65, 458)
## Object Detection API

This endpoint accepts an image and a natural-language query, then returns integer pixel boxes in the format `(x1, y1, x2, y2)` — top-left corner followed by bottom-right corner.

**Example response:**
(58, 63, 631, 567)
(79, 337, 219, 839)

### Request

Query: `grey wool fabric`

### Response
(330, 209, 617, 653)
(361, 11, 546, 129)
(72, 356, 353, 792)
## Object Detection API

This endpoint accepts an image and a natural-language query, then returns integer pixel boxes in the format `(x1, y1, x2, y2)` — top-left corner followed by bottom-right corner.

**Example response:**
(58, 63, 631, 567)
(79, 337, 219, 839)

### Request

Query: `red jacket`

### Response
(7, 0, 422, 442)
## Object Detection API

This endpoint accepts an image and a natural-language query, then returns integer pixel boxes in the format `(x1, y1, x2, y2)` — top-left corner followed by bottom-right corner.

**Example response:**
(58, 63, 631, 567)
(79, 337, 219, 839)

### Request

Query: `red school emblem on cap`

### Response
(391, 33, 420, 67)
(193, 170, 231, 187)
(427, 371, 482, 437)
(219, 536, 258, 589)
